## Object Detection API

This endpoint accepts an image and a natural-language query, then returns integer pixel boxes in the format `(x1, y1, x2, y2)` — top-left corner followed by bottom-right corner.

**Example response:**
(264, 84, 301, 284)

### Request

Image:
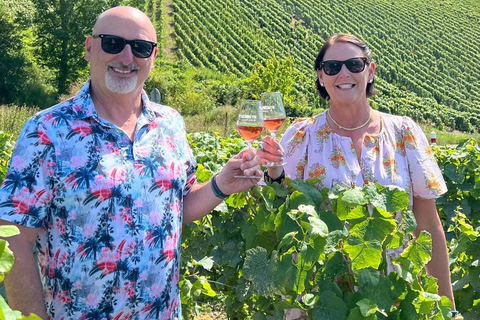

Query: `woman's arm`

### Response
(412, 196, 455, 308)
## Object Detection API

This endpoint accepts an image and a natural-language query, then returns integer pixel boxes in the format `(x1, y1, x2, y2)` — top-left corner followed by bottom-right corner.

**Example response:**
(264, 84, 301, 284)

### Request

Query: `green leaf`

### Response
(444, 163, 464, 184)
(302, 293, 318, 307)
(324, 251, 349, 280)
(0, 240, 15, 274)
(344, 237, 382, 270)
(348, 207, 396, 244)
(260, 185, 276, 211)
(0, 225, 20, 237)
(378, 185, 410, 213)
(347, 306, 376, 320)
(404, 209, 417, 233)
(0, 294, 24, 319)
(312, 291, 348, 320)
(303, 236, 326, 263)
(243, 247, 278, 296)
(277, 231, 297, 251)
(399, 289, 419, 320)
(305, 215, 329, 238)
(193, 256, 214, 271)
(319, 210, 347, 233)
(341, 187, 368, 207)
(225, 191, 247, 209)
(346, 206, 369, 224)
(356, 298, 379, 317)
(276, 252, 307, 294)
(290, 179, 323, 208)
(357, 269, 407, 312)
(275, 194, 304, 241)
(363, 184, 387, 210)
(399, 231, 432, 273)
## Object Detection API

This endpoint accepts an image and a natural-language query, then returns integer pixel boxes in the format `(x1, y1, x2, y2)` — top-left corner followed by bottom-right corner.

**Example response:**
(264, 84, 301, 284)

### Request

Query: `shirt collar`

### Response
(69, 80, 157, 123)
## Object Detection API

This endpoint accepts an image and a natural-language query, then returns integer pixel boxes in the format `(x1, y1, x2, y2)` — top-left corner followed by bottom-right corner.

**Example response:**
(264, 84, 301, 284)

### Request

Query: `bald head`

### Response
(93, 6, 157, 42)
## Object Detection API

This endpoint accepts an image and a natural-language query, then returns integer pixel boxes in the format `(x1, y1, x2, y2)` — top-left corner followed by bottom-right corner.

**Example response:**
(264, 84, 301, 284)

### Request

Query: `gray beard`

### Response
(105, 72, 138, 94)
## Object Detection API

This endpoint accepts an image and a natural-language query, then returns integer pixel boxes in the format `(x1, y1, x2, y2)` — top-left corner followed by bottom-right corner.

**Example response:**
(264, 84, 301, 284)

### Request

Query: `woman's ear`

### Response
(317, 69, 324, 86)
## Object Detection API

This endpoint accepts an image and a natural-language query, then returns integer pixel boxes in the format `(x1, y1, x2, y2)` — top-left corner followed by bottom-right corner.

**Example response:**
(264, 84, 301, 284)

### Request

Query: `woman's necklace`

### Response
(328, 109, 372, 131)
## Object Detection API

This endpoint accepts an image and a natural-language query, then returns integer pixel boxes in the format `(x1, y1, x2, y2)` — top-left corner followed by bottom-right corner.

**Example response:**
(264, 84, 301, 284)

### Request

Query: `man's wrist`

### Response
(211, 173, 229, 199)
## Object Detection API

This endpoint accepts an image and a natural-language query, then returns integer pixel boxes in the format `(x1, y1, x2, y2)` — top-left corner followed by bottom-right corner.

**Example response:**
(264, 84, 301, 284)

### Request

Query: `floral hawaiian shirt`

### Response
(281, 111, 447, 272)
(0, 81, 197, 320)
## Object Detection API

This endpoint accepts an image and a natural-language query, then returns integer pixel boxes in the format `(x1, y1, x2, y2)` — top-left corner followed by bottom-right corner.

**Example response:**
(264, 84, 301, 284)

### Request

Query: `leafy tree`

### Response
(31, 0, 122, 96)
(0, 0, 56, 107)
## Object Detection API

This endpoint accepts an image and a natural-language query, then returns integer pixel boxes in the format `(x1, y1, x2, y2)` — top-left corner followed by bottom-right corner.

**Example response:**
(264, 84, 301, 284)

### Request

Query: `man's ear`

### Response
(85, 36, 92, 62)
(369, 62, 376, 78)
(151, 47, 158, 70)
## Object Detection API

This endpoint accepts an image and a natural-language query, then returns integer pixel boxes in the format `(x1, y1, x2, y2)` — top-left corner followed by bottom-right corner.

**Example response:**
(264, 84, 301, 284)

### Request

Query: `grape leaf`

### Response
(344, 237, 382, 270)
(341, 187, 368, 207)
(243, 247, 278, 296)
(399, 231, 432, 273)
(312, 291, 348, 320)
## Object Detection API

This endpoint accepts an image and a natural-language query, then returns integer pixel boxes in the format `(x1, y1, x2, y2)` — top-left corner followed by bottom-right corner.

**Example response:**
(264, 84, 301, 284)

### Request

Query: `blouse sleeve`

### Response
(280, 118, 313, 180)
(402, 117, 447, 199)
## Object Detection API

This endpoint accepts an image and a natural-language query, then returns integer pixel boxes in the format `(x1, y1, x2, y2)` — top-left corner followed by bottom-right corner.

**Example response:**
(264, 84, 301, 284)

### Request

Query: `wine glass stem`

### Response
(270, 132, 276, 138)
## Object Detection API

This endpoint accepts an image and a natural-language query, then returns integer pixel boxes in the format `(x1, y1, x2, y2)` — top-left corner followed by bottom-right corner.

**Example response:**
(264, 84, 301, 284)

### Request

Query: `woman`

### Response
(259, 33, 456, 315)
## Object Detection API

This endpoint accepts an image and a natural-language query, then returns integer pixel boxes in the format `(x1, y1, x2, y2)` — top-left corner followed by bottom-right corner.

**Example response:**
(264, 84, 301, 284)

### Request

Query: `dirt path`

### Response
(162, 0, 176, 61)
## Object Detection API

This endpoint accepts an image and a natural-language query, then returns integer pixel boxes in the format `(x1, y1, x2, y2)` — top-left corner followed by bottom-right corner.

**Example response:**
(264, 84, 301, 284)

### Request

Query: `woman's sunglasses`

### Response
(319, 57, 368, 76)
(92, 34, 157, 58)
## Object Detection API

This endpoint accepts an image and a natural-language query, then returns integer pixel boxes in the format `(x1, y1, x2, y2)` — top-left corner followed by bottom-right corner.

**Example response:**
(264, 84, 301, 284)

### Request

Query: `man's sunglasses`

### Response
(319, 57, 368, 76)
(92, 34, 157, 58)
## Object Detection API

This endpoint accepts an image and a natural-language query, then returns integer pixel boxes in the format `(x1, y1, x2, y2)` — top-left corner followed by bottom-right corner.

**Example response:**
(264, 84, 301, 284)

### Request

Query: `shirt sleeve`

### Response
(402, 117, 447, 199)
(177, 114, 197, 196)
(0, 118, 56, 228)
(280, 118, 313, 180)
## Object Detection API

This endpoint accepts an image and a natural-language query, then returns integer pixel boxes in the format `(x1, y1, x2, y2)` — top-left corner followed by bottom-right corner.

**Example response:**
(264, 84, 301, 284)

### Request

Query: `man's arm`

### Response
(183, 149, 261, 224)
(0, 220, 47, 319)
(412, 197, 455, 309)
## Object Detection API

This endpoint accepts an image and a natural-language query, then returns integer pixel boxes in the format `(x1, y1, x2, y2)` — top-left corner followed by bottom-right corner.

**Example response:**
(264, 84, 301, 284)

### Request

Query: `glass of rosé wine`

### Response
(261, 92, 287, 167)
(235, 99, 264, 178)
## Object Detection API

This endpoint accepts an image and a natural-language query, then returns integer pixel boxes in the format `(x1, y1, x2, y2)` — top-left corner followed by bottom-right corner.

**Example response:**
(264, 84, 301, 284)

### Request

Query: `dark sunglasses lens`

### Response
(323, 61, 342, 75)
(131, 40, 154, 58)
(101, 36, 125, 54)
(345, 58, 366, 73)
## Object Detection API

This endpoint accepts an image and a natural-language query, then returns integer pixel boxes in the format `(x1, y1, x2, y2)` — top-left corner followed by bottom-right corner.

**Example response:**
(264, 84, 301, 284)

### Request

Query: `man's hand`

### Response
(214, 148, 262, 196)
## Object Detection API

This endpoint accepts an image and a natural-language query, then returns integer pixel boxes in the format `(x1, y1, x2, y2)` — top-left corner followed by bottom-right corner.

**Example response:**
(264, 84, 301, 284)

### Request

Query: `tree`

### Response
(31, 0, 122, 96)
(0, 0, 55, 107)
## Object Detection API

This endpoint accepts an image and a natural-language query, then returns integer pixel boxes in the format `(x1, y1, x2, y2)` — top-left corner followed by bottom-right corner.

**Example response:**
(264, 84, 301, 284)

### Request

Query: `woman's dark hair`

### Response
(314, 33, 377, 100)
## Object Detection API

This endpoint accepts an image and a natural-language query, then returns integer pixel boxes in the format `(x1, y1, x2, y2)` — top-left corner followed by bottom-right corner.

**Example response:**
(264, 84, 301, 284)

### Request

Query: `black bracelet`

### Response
(264, 169, 285, 184)
(211, 173, 229, 199)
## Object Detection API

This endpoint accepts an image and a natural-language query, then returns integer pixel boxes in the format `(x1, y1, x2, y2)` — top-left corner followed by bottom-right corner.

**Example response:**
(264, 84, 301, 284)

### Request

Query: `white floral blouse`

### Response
(281, 111, 447, 272)
(282, 111, 447, 199)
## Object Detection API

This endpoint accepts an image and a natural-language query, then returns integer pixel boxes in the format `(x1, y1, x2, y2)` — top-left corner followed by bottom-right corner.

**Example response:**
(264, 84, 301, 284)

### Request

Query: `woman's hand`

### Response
(257, 135, 285, 179)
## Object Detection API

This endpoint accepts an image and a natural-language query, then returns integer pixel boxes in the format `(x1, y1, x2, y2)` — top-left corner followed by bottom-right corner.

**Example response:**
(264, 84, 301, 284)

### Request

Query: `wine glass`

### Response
(235, 99, 264, 178)
(261, 92, 287, 167)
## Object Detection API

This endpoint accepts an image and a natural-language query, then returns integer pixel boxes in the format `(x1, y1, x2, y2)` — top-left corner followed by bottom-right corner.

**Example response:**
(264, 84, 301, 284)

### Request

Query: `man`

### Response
(0, 6, 261, 319)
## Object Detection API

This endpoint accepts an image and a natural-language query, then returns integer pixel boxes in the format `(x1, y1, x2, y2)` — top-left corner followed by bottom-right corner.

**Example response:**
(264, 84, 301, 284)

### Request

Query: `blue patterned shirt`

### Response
(0, 81, 197, 319)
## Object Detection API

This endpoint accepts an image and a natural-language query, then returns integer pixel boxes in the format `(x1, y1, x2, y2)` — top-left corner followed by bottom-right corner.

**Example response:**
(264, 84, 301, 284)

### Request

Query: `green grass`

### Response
(419, 123, 480, 146)
(0, 105, 39, 137)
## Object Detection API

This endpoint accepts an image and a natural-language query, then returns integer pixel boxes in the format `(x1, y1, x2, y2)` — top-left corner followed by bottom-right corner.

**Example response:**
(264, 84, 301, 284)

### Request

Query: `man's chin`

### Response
(105, 76, 138, 94)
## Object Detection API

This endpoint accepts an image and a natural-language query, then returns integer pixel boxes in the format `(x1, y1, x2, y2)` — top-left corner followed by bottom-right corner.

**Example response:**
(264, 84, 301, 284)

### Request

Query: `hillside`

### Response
(170, 0, 480, 132)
